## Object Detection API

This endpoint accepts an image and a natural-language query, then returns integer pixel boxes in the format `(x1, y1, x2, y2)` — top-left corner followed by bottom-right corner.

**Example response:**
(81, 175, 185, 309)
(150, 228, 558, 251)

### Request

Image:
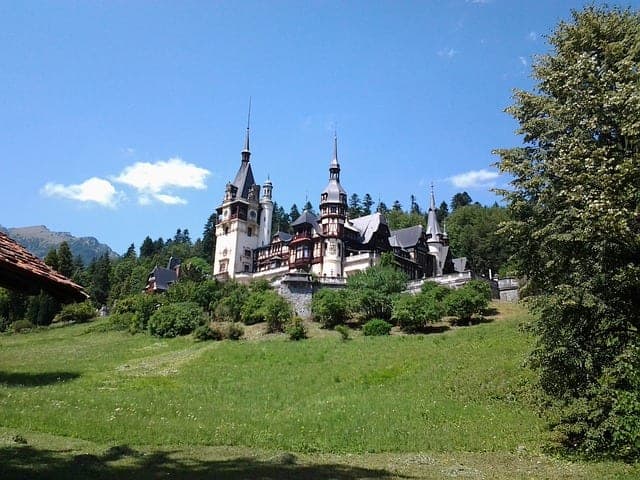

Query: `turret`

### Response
(259, 178, 273, 246)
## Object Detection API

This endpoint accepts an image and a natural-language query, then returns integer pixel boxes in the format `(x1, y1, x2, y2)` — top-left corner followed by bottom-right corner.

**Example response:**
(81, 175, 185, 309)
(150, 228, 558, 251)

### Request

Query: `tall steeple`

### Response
(329, 132, 340, 180)
(241, 98, 251, 163)
(426, 183, 442, 238)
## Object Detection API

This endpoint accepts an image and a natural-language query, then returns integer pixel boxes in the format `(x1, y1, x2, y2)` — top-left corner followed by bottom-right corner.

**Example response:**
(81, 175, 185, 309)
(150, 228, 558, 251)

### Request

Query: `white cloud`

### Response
(41, 177, 121, 207)
(519, 56, 528, 66)
(437, 48, 458, 58)
(113, 157, 210, 205)
(449, 169, 500, 188)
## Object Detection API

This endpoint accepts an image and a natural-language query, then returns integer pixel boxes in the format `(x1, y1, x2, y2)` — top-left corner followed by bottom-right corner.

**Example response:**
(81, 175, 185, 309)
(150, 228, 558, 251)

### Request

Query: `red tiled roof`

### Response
(0, 231, 89, 303)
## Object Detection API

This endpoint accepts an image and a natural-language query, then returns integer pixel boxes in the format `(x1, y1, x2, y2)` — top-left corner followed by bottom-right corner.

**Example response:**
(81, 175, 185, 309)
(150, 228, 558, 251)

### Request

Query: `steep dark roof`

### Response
(148, 266, 178, 291)
(273, 231, 293, 243)
(349, 213, 388, 244)
(0, 231, 88, 303)
(389, 225, 424, 249)
(291, 210, 319, 228)
(232, 161, 256, 199)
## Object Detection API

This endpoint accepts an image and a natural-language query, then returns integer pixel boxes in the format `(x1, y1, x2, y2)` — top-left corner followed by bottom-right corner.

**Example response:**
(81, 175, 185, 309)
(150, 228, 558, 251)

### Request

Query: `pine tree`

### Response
(44, 248, 59, 272)
(362, 194, 374, 215)
(289, 204, 300, 222)
(57, 241, 73, 278)
(201, 212, 217, 263)
(348, 193, 362, 218)
(140, 236, 154, 258)
(451, 192, 472, 211)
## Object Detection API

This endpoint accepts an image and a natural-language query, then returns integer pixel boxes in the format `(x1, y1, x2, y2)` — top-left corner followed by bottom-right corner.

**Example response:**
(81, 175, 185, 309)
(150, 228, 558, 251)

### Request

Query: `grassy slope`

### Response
(0, 302, 638, 479)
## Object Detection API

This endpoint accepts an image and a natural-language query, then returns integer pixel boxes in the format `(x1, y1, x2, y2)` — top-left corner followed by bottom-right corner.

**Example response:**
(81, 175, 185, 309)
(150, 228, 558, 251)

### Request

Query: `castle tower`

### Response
(213, 120, 261, 278)
(425, 184, 449, 276)
(319, 135, 348, 277)
(258, 178, 273, 247)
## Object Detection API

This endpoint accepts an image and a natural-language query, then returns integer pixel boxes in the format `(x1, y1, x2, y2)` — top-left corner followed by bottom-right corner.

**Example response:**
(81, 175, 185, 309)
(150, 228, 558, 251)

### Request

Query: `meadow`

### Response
(1, 302, 638, 479)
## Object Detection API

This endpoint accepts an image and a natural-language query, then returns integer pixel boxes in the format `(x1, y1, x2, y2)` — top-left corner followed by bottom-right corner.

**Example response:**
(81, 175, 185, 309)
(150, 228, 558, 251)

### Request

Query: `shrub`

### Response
(193, 323, 224, 341)
(346, 266, 407, 321)
(362, 318, 392, 336)
(165, 280, 199, 303)
(148, 302, 204, 338)
(214, 283, 249, 322)
(420, 281, 451, 301)
(226, 322, 244, 340)
(53, 301, 96, 324)
(335, 324, 350, 341)
(444, 284, 489, 325)
(240, 290, 292, 332)
(112, 293, 165, 332)
(286, 317, 307, 341)
(88, 312, 135, 333)
(465, 280, 493, 303)
(11, 319, 35, 333)
(311, 288, 350, 328)
(392, 292, 446, 333)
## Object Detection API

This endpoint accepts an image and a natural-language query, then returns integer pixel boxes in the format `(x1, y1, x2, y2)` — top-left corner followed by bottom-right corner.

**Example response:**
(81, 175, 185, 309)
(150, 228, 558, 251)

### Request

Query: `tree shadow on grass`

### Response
(0, 371, 80, 387)
(0, 445, 408, 480)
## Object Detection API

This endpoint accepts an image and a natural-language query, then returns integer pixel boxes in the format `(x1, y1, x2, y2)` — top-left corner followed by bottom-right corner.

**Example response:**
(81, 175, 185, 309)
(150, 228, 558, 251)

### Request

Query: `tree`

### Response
(289, 203, 300, 222)
(57, 241, 73, 278)
(124, 243, 137, 259)
(303, 200, 315, 214)
(451, 192, 472, 211)
(140, 236, 154, 258)
(494, 6, 640, 459)
(201, 212, 217, 263)
(376, 201, 388, 214)
(348, 193, 362, 218)
(436, 201, 449, 224)
(446, 204, 511, 276)
(410, 194, 421, 214)
(362, 193, 374, 215)
(44, 248, 59, 272)
(391, 200, 402, 212)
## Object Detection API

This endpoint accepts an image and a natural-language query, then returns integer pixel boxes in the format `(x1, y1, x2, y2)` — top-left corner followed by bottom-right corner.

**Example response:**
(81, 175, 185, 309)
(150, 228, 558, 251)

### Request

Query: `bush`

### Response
(148, 302, 204, 338)
(193, 323, 224, 341)
(465, 280, 493, 303)
(225, 322, 244, 340)
(311, 288, 350, 328)
(112, 293, 165, 332)
(88, 312, 135, 333)
(165, 280, 199, 303)
(362, 318, 392, 336)
(53, 301, 96, 324)
(347, 265, 407, 321)
(420, 281, 451, 301)
(444, 284, 489, 325)
(335, 324, 350, 341)
(240, 290, 292, 332)
(286, 317, 307, 341)
(392, 292, 446, 333)
(214, 283, 249, 322)
(11, 319, 35, 333)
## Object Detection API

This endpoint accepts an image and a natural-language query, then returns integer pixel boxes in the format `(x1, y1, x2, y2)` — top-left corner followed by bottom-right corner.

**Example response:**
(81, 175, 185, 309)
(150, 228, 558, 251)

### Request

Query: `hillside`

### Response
(1, 302, 638, 479)
(0, 225, 119, 265)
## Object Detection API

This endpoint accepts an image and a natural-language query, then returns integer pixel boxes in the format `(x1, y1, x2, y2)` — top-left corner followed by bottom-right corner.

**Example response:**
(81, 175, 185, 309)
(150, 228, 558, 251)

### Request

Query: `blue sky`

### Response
(2, 0, 637, 254)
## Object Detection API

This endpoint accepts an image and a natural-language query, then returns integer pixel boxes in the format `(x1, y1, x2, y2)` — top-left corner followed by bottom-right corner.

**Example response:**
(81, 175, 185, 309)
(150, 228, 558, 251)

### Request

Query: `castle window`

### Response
(248, 227, 253, 237)
(244, 263, 250, 272)
(224, 226, 229, 235)
(330, 206, 337, 213)
(244, 248, 251, 258)
(219, 259, 228, 272)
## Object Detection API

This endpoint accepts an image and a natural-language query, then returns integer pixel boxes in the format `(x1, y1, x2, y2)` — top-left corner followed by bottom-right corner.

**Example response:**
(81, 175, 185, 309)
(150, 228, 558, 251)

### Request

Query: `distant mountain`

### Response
(1, 225, 119, 265)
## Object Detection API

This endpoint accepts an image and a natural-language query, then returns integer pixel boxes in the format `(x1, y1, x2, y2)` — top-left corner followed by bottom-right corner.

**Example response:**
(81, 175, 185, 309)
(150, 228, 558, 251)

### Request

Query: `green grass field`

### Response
(1, 302, 638, 479)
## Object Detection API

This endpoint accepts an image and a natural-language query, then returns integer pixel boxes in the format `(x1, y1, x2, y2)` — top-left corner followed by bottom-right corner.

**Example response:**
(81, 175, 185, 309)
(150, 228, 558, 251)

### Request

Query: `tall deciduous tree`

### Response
(495, 6, 640, 459)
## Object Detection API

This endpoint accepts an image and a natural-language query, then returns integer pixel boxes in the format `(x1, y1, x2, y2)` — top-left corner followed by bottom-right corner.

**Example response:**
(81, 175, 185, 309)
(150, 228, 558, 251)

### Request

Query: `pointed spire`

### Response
(241, 98, 251, 162)
(429, 182, 437, 211)
(331, 130, 338, 166)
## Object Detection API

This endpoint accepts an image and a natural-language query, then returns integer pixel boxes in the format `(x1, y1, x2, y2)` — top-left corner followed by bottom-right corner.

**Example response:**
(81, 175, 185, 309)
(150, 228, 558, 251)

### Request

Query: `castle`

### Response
(212, 126, 452, 284)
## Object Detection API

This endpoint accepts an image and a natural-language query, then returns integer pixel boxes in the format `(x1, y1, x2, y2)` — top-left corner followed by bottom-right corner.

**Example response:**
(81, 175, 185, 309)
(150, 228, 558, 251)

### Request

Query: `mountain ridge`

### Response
(1, 225, 119, 265)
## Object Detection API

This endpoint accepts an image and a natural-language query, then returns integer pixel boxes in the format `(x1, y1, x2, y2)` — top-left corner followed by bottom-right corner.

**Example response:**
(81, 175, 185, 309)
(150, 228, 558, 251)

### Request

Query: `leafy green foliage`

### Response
(112, 293, 165, 333)
(193, 323, 224, 341)
(335, 324, 350, 341)
(11, 319, 35, 333)
(147, 302, 204, 338)
(311, 288, 350, 328)
(444, 284, 489, 325)
(494, 6, 640, 458)
(446, 204, 511, 276)
(286, 317, 307, 341)
(214, 283, 249, 322)
(392, 290, 445, 333)
(53, 301, 96, 324)
(239, 289, 292, 332)
(347, 265, 407, 321)
(362, 318, 392, 336)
